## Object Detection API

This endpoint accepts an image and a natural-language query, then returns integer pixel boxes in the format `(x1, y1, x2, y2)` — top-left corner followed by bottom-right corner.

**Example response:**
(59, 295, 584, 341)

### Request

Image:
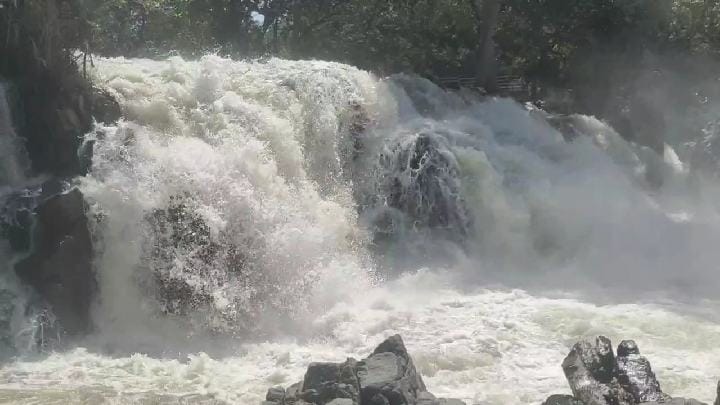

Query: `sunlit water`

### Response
(1, 56, 719, 404)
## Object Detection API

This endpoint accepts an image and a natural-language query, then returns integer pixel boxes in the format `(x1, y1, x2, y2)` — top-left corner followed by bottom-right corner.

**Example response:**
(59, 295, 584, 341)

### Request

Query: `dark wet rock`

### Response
(370, 132, 472, 247)
(616, 340, 670, 403)
(14, 188, 94, 335)
(562, 336, 634, 405)
(301, 359, 361, 404)
(264, 335, 465, 405)
(358, 335, 428, 405)
(542, 395, 585, 405)
(90, 87, 122, 124)
(716, 381, 719, 405)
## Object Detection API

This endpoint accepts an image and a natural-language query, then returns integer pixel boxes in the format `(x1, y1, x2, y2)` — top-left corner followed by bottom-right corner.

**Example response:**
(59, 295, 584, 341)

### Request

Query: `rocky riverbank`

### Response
(265, 335, 719, 405)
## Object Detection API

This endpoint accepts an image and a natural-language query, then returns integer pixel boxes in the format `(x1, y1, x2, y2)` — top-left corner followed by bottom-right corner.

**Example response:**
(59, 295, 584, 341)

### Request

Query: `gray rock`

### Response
(715, 380, 719, 405)
(284, 381, 302, 404)
(367, 393, 390, 405)
(416, 391, 466, 405)
(327, 399, 355, 405)
(641, 399, 707, 405)
(542, 394, 584, 405)
(437, 399, 467, 405)
(300, 358, 360, 404)
(263, 335, 465, 405)
(266, 386, 285, 403)
(417, 391, 439, 405)
(562, 336, 634, 405)
(616, 340, 670, 403)
(14, 188, 94, 336)
(358, 335, 427, 405)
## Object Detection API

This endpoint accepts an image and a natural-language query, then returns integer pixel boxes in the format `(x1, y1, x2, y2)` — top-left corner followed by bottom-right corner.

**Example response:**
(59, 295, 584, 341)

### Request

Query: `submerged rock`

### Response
(357, 335, 427, 405)
(542, 395, 584, 405)
(14, 188, 94, 335)
(641, 399, 707, 405)
(372, 132, 472, 243)
(615, 340, 670, 403)
(264, 335, 465, 405)
(562, 336, 634, 405)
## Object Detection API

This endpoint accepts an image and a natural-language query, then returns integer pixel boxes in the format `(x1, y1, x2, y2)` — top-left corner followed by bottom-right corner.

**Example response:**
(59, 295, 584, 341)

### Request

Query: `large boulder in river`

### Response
(615, 340, 670, 403)
(301, 359, 361, 404)
(549, 337, 709, 405)
(14, 187, 94, 335)
(357, 335, 427, 405)
(265, 335, 465, 405)
(562, 336, 634, 405)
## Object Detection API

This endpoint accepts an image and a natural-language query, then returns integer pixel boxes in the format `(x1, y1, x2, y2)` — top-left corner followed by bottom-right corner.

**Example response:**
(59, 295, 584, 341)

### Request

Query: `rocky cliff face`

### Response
(1, 2, 121, 339)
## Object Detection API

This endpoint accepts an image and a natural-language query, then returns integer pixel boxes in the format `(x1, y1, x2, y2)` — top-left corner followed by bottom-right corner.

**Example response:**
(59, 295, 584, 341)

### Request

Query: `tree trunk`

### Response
(470, 0, 500, 92)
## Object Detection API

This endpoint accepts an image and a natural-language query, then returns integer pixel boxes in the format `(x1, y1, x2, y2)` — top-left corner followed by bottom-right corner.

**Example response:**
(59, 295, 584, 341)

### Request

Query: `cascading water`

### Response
(0, 56, 719, 404)
(0, 82, 49, 360)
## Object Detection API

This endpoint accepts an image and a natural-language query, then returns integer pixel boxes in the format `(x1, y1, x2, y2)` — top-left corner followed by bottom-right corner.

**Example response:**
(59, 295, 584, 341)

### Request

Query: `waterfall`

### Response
(76, 55, 720, 349)
(1, 56, 720, 404)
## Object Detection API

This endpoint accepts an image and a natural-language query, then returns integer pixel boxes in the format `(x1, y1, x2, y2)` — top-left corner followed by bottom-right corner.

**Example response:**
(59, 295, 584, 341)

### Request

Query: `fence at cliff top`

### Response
(435, 74, 530, 99)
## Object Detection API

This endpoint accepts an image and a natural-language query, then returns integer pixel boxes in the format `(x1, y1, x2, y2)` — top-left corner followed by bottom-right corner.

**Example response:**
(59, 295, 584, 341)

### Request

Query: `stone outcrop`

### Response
(562, 336, 634, 405)
(547, 336, 711, 405)
(264, 335, 465, 405)
(14, 187, 95, 336)
(543, 395, 585, 405)
(615, 340, 670, 403)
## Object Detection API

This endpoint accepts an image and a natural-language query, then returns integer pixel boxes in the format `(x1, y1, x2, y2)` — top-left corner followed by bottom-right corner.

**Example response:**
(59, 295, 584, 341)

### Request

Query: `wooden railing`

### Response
(435, 74, 529, 98)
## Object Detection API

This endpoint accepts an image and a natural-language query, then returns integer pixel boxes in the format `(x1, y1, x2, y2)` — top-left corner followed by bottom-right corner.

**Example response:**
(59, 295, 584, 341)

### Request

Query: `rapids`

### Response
(1, 56, 720, 404)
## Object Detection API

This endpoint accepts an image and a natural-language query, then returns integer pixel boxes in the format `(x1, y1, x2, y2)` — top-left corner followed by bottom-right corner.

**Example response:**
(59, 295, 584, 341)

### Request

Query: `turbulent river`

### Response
(1, 56, 720, 404)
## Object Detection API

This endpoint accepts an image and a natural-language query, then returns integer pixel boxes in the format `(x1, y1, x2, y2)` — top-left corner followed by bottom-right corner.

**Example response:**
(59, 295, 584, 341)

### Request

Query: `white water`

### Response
(1, 56, 719, 404)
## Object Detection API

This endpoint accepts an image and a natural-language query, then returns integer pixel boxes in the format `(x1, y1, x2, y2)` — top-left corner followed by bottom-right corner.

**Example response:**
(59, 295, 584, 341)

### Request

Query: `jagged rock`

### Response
(373, 133, 471, 242)
(616, 340, 670, 403)
(14, 188, 94, 335)
(300, 359, 360, 404)
(267, 386, 285, 403)
(542, 394, 584, 405)
(264, 335, 465, 405)
(357, 335, 427, 405)
(562, 336, 634, 405)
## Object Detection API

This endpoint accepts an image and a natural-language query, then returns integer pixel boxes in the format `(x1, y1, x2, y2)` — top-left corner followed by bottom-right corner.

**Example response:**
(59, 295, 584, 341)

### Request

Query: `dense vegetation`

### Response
(80, 1, 720, 77)
(4, 0, 720, 157)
